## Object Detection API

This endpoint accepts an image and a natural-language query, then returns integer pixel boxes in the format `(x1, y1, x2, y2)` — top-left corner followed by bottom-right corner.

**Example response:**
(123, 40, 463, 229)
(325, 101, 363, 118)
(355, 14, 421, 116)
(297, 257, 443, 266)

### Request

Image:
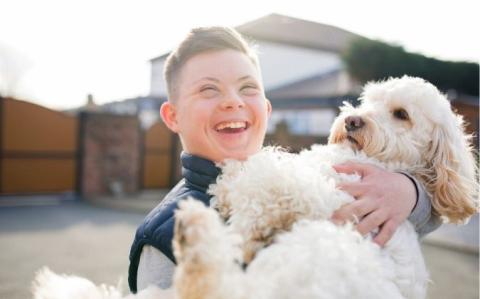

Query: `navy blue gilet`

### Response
(128, 152, 220, 293)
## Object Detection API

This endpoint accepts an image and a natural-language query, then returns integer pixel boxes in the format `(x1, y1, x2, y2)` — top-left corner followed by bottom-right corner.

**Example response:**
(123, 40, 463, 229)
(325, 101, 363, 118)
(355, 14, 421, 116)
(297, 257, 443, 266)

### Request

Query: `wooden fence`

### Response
(142, 121, 176, 189)
(0, 98, 78, 194)
(0, 98, 176, 195)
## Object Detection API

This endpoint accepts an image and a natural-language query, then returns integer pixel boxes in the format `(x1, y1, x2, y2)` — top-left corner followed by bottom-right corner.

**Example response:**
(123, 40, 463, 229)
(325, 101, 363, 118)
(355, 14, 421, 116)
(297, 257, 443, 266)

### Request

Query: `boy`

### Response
(128, 27, 439, 293)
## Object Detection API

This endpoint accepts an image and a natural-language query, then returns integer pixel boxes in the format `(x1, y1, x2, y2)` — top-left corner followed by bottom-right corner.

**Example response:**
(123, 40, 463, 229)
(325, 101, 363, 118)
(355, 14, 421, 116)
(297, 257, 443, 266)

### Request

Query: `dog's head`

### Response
(329, 76, 478, 223)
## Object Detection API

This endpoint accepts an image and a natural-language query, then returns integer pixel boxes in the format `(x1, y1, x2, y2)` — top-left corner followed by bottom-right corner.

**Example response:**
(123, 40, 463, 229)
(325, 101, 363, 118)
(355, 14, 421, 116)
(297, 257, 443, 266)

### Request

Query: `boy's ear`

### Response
(266, 98, 272, 117)
(160, 101, 179, 133)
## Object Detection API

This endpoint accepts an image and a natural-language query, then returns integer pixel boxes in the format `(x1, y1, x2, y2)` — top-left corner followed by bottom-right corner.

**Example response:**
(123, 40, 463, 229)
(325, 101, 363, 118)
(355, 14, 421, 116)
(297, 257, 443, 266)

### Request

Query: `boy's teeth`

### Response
(216, 121, 246, 131)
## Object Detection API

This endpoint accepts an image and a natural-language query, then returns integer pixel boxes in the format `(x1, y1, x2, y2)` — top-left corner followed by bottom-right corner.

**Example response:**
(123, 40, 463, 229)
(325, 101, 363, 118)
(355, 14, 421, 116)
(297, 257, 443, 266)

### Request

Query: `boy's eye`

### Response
(200, 86, 219, 97)
(240, 85, 259, 96)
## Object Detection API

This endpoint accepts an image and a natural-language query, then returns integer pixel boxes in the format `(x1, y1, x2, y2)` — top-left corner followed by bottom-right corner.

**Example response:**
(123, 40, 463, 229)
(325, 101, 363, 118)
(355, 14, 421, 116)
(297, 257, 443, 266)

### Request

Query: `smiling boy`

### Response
(128, 27, 439, 293)
(161, 48, 270, 162)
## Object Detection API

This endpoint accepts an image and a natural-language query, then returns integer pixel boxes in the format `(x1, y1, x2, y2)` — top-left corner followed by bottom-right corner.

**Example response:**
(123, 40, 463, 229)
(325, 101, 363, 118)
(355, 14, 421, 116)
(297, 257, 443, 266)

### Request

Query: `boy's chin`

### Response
(218, 153, 249, 162)
(215, 149, 258, 163)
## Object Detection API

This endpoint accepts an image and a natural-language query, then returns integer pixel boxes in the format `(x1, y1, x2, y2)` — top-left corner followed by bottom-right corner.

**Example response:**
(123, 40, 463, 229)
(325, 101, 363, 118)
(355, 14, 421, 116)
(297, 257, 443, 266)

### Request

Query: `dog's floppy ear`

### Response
(423, 114, 478, 223)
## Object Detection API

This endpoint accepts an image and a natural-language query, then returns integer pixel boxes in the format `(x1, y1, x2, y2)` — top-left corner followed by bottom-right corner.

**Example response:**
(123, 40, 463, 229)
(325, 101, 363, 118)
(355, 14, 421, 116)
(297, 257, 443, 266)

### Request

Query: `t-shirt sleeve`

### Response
(137, 245, 175, 290)
(399, 171, 442, 237)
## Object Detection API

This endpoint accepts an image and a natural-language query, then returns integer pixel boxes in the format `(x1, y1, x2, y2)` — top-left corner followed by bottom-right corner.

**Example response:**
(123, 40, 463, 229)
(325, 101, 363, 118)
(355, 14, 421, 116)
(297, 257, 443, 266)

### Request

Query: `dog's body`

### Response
(33, 77, 477, 299)
(175, 145, 428, 299)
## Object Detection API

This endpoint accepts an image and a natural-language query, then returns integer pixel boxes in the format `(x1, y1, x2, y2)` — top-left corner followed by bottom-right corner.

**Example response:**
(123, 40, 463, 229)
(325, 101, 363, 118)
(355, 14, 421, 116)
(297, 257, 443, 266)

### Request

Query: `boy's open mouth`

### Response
(214, 121, 250, 133)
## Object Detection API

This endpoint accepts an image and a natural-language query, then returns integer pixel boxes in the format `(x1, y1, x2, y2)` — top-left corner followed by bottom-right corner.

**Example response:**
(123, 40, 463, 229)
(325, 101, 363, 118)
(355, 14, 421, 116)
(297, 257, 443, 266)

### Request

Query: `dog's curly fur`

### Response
(329, 76, 477, 223)
(32, 76, 478, 299)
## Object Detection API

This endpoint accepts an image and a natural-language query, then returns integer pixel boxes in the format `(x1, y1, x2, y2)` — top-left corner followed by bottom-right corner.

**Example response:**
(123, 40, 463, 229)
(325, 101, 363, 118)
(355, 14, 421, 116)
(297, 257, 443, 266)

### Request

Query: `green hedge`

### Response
(342, 38, 479, 96)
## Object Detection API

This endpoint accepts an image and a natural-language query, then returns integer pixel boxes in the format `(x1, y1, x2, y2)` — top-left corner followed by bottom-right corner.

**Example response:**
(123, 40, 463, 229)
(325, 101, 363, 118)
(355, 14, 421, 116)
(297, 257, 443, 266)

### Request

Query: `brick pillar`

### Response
(271, 120, 292, 148)
(78, 112, 141, 198)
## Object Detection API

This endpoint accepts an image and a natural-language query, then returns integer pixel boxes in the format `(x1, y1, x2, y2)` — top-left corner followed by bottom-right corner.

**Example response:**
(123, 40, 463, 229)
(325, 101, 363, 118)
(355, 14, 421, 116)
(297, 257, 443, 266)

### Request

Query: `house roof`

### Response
(237, 13, 363, 53)
(267, 69, 341, 99)
(269, 95, 359, 110)
(151, 13, 364, 62)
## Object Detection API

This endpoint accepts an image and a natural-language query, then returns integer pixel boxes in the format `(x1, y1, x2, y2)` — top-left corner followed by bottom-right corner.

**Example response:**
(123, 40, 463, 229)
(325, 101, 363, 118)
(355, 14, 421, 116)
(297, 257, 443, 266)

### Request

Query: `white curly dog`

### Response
(33, 76, 478, 299)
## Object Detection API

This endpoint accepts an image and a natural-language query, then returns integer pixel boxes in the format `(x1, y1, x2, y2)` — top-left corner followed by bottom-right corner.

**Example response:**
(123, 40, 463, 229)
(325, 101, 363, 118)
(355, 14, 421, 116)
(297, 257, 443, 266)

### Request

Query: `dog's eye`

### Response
(393, 108, 409, 121)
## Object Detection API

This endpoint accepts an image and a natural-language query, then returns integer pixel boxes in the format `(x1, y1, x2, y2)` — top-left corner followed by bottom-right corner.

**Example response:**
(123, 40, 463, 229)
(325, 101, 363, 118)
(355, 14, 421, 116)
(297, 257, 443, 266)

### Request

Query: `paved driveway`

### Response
(0, 198, 478, 299)
(0, 200, 143, 299)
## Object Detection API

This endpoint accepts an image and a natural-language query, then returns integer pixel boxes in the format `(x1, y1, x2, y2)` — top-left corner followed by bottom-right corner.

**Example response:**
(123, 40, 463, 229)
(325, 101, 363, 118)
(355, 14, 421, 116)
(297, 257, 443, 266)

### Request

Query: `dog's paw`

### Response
(173, 198, 222, 260)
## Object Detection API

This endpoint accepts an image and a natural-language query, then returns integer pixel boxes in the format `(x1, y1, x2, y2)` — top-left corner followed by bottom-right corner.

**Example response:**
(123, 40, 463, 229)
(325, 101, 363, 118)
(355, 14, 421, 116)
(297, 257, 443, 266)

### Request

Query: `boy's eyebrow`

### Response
(193, 77, 220, 84)
(237, 75, 254, 82)
(192, 75, 256, 85)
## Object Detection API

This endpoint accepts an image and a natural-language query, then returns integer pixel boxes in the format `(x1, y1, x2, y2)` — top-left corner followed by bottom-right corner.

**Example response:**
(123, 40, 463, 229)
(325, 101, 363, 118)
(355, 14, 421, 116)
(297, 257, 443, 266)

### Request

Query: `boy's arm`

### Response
(137, 245, 175, 291)
(401, 171, 442, 237)
(332, 162, 442, 246)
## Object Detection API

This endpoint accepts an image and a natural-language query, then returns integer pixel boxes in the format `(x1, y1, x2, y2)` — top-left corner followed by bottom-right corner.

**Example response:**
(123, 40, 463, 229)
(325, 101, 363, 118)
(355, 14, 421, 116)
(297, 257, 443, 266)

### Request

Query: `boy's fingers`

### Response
(336, 181, 367, 197)
(333, 162, 379, 177)
(332, 162, 362, 176)
(373, 219, 398, 247)
(355, 209, 387, 236)
(331, 199, 376, 224)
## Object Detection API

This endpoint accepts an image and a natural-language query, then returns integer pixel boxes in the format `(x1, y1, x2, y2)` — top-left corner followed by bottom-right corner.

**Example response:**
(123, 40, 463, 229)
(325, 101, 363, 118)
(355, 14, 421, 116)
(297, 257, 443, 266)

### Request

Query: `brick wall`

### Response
(79, 112, 141, 197)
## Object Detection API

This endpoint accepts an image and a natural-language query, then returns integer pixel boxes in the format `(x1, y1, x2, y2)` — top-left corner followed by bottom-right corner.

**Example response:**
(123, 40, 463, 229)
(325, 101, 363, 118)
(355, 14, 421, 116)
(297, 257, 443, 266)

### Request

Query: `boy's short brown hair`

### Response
(164, 26, 259, 100)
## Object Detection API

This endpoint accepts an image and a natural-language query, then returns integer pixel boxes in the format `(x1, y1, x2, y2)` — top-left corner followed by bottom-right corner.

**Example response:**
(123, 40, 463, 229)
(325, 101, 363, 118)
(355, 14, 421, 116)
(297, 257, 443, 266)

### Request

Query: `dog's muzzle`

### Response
(345, 116, 365, 132)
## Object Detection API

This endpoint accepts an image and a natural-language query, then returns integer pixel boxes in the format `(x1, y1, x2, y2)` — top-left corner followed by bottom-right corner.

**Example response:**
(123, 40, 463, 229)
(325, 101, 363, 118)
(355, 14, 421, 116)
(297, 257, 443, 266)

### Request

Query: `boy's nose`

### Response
(220, 94, 245, 110)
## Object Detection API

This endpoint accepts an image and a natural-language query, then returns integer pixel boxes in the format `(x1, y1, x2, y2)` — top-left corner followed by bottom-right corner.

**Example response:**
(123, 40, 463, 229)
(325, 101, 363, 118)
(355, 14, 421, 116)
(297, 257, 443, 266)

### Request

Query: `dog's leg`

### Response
(384, 222, 429, 299)
(173, 199, 248, 299)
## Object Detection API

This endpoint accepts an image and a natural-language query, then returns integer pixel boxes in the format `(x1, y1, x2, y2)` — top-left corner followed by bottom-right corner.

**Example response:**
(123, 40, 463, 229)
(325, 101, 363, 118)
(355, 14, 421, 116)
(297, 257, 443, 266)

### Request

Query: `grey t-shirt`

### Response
(137, 245, 175, 290)
(136, 172, 441, 290)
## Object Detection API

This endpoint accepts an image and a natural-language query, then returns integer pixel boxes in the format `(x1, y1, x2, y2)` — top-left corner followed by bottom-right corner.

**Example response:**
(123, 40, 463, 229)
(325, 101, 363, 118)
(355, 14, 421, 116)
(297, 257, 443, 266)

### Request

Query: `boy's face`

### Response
(161, 49, 271, 162)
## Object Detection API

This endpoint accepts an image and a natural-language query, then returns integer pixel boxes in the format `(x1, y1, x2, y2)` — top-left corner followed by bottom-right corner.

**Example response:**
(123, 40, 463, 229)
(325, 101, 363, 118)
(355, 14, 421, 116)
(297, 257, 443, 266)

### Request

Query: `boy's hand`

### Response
(330, 162, 417, 247)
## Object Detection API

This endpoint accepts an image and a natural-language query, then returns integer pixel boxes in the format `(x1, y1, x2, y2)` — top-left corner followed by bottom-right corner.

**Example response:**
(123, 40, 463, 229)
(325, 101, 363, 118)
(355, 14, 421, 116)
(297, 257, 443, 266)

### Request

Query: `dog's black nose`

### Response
(345, 116, 365, 131)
